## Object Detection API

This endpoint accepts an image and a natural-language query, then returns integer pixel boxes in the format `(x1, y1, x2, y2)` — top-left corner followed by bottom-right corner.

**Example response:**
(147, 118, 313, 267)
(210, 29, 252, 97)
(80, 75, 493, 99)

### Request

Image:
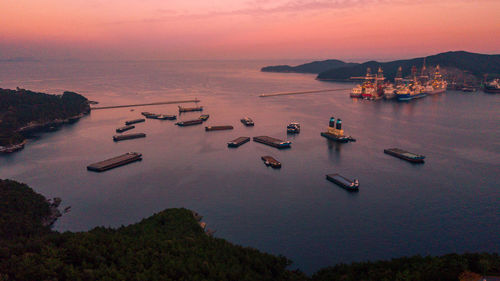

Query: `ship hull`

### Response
(397, 92, 427, 101)
(425, 88, 446, 95)
(483, 87, 500, 94)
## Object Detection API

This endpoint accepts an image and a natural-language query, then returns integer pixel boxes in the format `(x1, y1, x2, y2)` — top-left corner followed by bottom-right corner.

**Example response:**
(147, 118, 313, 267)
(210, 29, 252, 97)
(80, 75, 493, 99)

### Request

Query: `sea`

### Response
(0, 60, 499, 274)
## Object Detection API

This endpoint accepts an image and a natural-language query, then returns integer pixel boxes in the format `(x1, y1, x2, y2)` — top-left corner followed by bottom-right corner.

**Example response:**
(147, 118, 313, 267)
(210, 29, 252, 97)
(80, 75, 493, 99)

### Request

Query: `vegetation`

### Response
(1, 179, 498, 280)
(0, 88, 89, 146)
(261, 59, 358, 74)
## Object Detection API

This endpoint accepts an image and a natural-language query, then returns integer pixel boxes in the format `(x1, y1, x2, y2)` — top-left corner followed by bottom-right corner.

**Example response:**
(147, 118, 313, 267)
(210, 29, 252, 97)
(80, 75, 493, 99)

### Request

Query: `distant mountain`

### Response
(316, 51, 500, 81)
(261, 59, 359, 74)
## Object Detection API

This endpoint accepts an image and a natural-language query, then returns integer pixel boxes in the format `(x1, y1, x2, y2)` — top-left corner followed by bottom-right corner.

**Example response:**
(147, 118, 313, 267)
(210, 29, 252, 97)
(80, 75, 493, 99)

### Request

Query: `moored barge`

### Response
(384, 148, 425, 163)
(175, 119, 203, 126)
(178, 105, 203, 112)
(87, 152, 142, 172)
(261, 156, 281, 168)
(205, 125, 233, 131)
(113, 133, 146, 142)
(253, 136, 291, 149)
(116, 125, 135, 133)
(227, 137, 250, 147)
(125, 118, 145, 125)
(326, 174, 359, 191)
(156, 114, 177, 120)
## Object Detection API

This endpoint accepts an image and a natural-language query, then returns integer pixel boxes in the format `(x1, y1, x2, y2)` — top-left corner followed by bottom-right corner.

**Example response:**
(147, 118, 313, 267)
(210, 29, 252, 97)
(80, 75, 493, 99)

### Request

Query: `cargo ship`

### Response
(483, 79, 500, 93)
(116, 125, 135, 133)
(384, 148, 425, 163)
(320, 117, 355, 142)
(286, 122, 300, 134)
(205, 125, 233, 131)
(125, 118, 145, 125)
(241, 117, 254, 126)
(326, 174, 359, 191)
(113, 133, 146, 142)
(87, 152, 142, 172)
(175, 119, 203, 126)
(227, 137, 250, 147)
(253, 136, 291, 149)
(178, 105, 203, 112)
(261, 156, 281, 168)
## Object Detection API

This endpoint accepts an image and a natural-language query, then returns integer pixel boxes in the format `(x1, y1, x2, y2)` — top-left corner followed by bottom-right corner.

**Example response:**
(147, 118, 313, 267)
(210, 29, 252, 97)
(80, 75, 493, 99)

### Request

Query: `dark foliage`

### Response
(261, 59, 358, 74)
(0, 88, 89, 146)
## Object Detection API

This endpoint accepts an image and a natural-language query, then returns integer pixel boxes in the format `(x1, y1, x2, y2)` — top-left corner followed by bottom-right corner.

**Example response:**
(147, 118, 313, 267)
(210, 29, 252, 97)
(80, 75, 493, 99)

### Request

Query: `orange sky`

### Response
(1, 0, 499, 61)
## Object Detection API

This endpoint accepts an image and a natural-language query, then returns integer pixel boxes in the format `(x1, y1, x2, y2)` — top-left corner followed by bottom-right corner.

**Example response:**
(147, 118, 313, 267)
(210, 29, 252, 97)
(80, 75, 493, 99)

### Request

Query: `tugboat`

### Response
(241, 117, 254, 126)
(287, 122, 300, 134)
(320, 117, 355, 142)
(199, 114, 210, 121)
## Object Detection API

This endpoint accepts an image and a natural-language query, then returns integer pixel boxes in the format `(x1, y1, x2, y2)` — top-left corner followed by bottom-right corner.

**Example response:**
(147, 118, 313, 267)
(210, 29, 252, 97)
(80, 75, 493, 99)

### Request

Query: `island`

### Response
(1, 179, 498, 280)
(0, 88, 90, 153)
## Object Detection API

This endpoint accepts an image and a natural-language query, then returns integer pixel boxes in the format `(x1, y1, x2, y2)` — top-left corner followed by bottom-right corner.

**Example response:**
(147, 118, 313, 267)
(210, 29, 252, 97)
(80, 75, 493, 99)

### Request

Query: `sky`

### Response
(1, 0, 499, 61)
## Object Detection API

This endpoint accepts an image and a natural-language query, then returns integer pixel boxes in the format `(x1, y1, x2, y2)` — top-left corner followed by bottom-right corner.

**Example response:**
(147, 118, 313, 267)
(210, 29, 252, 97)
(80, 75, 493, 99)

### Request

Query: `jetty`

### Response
(227, 137, 250, 147)
(205, 125, 233, 131)
(253, 136, 291, 149)
(87, 152, 142, 172)
(259, 88, 351, 98)
(90, 99, 200, 110)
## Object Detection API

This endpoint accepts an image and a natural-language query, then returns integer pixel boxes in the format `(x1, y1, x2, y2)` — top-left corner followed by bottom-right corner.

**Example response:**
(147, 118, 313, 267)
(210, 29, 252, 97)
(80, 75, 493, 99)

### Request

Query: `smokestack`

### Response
(329, 117, 335, 127)
(336, 119, 342, 130)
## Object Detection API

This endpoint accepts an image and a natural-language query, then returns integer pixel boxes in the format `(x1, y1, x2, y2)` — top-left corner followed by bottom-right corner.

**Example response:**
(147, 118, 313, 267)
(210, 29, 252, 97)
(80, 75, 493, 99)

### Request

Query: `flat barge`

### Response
(384, 148, 425, 163)
(125, 118, 145, 125)
(227, 137, 250, 147)
(179, 106, 203, 113)
(113, 133, 146, 142)
(261, 156, 281, 168)
(156, 114, 177, 120)
(253, 136, 291, 149)
(205, 125, 233, 131)
(87, 152, 142, 172)
(116, 125, 135, 133)
(241, 117, 254, 126)
(175, 119, 203, 126)
(326, 174, 359, 191)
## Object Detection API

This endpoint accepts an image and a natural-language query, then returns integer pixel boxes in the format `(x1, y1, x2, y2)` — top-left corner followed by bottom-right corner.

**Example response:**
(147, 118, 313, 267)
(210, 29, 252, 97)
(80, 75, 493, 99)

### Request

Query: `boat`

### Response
(116, 125, 135, 133)
(362, 83, 376, 100)
(287, 122, 300, 134)
(384, 148, 425, 163)
(87, 152, 142, 172)
(483, 78, 500, 93)
(261, 156, 281, 168)
(199, 114, 210, 121)
(125, 118, 145, 125)
(383, 84, 396, 99)
(350, 85, 363, 98)
(320, 117, 355, 142)
(326, 174, 359, 191)
(396, 83, 427, 101)
(227, 137, 250, 147)
(462, 86, 477, 92)
(144, 113, 160, 119)
(424, 65, 447, 95)
(241, 117, 254, 126)
(175, 119, 203, 126)
(156, 114, 177, 120)
(205, 125, 233, 131)
(253, 136, 291, 149)
(141, 112, 154, 117)
(178, 105, 203, 112)
(113, 133, 146, 142)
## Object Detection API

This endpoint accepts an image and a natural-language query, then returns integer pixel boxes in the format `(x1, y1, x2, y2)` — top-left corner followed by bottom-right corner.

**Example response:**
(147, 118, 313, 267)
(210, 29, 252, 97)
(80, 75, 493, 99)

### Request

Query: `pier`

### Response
(259, 88, 351, 98)
(90, 99, 200, 110)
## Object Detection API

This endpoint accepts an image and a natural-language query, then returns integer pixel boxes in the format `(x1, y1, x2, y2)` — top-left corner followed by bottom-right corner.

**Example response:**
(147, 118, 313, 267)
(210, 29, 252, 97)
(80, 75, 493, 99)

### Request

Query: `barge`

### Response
(113, 133, 146, 142)
(227, 137, 250, 147)
(199, 114, 210, 121)
(321, 117, 355, 142)
(125, 118, 145, 125)
(178, 105, 203, 112)
(175, 119, 203, 126)
(156, 114, 177, 120)
(326, 174, 359, 191)
(116, 125, 135, 133)
(253, 136, 291, 149)
(205, 125, 233, 131)
(241, 117, 254, 126)
(261, 156, 281, 168)
(87, 152, 142, 172)
(384, 148, 425, 163)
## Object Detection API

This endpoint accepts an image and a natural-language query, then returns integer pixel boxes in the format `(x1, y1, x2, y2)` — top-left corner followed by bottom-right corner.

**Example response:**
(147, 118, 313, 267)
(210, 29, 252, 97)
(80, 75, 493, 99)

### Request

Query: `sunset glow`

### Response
(1, 0, 499, 60)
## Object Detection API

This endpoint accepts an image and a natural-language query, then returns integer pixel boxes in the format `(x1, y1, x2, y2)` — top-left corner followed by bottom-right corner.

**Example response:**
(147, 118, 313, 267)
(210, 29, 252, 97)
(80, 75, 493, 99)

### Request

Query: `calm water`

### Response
(1, 60, 499, 273)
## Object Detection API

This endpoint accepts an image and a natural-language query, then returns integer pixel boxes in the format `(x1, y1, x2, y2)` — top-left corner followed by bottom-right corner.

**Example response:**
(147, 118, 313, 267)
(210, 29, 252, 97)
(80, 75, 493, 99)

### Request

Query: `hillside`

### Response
(261, 59, 359, 74)
(316, 51, 500, 81)
(0, 88, 90, 147)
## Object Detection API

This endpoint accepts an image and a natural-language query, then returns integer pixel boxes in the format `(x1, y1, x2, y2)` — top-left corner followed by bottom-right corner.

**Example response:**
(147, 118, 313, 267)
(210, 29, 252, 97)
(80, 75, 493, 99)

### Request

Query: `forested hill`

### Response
(0, 88, 90, 146)
(316, 51, 500, 81)
(1, 179, 499, 280)
(261, 59, 359, 74)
